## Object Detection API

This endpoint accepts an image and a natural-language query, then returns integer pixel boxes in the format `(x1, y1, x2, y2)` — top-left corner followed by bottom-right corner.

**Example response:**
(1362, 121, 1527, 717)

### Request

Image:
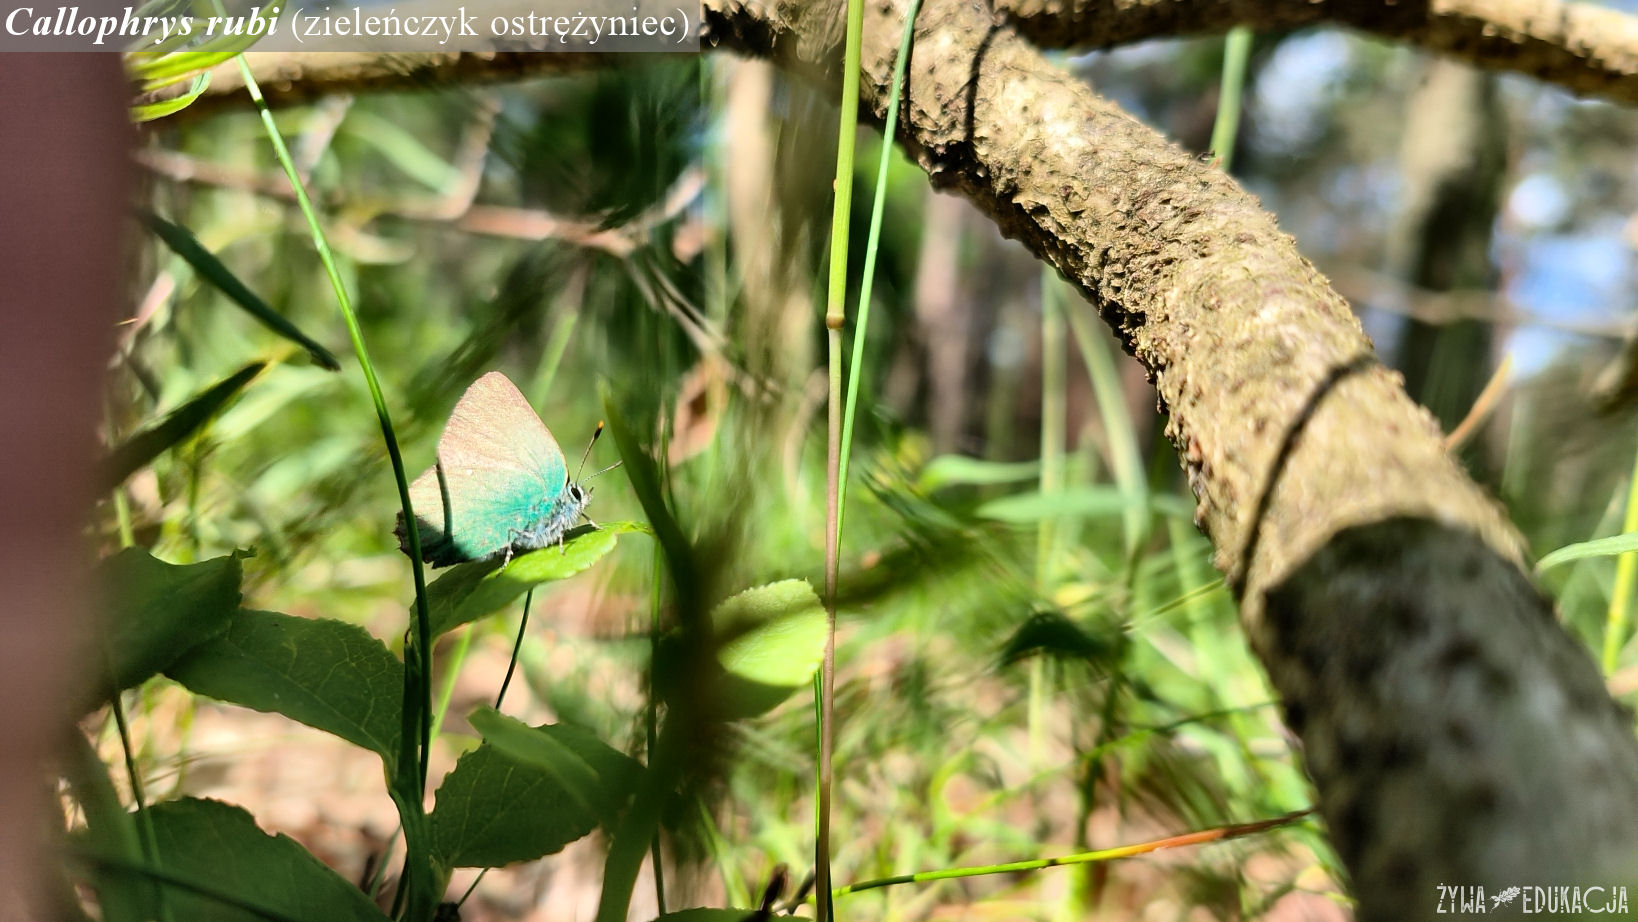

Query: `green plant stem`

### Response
(1037, 271, 1067, 589)
(819, 0, 866, 912)
(1031, 268, 1067, 774)
(1063, 299, 1148, 556)
(1605, 450, 1638, 673)
(495, 589, 533, 709)
(109, 692, 172, 922)
(234, 55, 438, 921)
(837, 0, 923, 537)
(430, 628, 472, 743)
(101, 409, 167, 920)
(649, 548, 668, 915)
(831, 809, 1313, 897)
(1209, 26, 1253, 171)
(538, 309, 579, 394)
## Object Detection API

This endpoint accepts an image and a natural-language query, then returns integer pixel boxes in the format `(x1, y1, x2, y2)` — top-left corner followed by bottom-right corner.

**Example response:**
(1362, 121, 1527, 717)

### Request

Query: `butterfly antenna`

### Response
(583, 459, 624, 482)
(574, 421, 606, 481)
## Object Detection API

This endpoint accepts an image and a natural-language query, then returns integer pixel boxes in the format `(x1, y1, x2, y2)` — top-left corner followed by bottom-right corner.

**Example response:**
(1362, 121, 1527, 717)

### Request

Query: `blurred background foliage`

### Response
(104, 23, 1638, 920)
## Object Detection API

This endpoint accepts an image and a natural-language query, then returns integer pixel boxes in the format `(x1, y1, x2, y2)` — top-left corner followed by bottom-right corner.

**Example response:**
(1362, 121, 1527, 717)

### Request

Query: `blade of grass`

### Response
(138, 211, 341, 370)
(817, 0, 867, 912)
(102, 361, 265, 489)
(1031, 267, 1066, 773)
(835, 811, 1314, 898)
(1063, 297, 1149, 555)
(825, 2, 921, 916)
(132, 72, 210, 122)
(1606, 452, 1638, 674)
(233, 54, 438, 921)
(1208, 26, 1253, 170)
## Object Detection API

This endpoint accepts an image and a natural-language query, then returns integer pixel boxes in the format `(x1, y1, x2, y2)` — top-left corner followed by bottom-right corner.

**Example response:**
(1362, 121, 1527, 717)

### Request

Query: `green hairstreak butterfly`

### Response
(395, 372, 617, 567)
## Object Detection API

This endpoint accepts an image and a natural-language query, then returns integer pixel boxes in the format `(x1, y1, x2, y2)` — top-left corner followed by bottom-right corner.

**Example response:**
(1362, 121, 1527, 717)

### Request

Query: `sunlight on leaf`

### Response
(713, 579, 827, 719)
(424, 521, 645, 636)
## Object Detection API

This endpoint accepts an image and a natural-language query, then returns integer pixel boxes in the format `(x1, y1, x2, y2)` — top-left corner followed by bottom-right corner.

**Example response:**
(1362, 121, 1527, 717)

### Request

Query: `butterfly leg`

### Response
(499, 529, 528, 572)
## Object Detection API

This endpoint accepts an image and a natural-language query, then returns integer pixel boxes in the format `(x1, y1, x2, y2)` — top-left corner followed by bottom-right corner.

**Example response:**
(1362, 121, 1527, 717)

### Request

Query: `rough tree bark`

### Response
(701, 0, 1638, 914)
(144, 0, 1638, 914)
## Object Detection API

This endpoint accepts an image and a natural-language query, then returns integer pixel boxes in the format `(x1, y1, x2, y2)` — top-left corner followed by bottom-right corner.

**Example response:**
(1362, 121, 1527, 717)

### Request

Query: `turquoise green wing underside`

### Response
(401, 373, 568, 566)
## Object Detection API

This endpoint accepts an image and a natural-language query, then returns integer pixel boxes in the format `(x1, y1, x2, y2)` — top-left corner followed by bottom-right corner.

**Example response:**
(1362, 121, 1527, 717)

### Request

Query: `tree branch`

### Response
(1003, 0, 1638, 106)
(174, 0, 1638, 111)
(703, 0, 1638, 913)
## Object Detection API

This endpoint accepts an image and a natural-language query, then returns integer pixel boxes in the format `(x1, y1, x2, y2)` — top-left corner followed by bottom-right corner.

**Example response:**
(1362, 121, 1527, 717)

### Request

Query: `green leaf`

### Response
(132, 71, 210, 122)
(139, 211, 342, 370)
(84, 798, 390, 922)
(166, 610, 404, 766)
(431, 714, 641, 868)
(976, 487, 1194, 524)
(103, 362, 266, 488)
(124, 18, 210, 57)
(1536, 532, 1638, 572)
(127, 49, 235, 83)
(424, 522, 642, 637)
(469, 708, 613, 825)
(126, 6, 278, 76)
(918, 455, 1041, 490)
(91, 549, 242, 709)
(712, 580, 827, 719)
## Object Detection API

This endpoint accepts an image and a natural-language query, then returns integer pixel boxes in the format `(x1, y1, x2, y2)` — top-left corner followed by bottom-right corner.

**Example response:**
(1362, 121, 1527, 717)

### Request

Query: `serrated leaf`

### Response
(165, 610, 404, 766)
(423, 521, 643, 637)
(431, 715, 641, 868)
(1536, 532, 1638, 572)
(468, 708, 610, 825)
(91, 549, 242, 709)
(85, 798, 390, 922)
(102, 362, 266, 488)
(140, 212, 341, 370)
(712, 580, 826, 718)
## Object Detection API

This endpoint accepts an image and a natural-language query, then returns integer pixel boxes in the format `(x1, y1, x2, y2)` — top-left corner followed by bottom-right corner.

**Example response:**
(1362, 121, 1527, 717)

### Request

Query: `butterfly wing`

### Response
(397, 372, 568, 566)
